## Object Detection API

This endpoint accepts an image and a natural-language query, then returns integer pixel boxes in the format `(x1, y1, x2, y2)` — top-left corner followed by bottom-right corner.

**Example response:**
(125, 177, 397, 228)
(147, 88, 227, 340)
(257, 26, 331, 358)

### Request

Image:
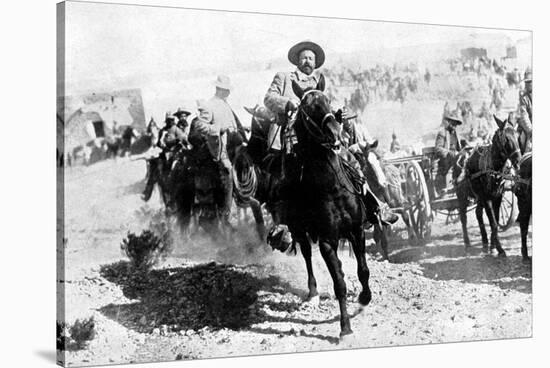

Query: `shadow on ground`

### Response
(98, 261, 350, 343)
(389, 242, 531, 294)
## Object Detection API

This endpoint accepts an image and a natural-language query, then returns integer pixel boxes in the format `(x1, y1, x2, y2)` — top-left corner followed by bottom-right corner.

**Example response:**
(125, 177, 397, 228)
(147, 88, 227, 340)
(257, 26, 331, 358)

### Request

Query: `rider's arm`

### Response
(434, 131, 450, 157)
(194, 107, 220, 137)
(157, 129, 166, 148)
(517, 102, 533, 137)
(264, 72, 295, 116)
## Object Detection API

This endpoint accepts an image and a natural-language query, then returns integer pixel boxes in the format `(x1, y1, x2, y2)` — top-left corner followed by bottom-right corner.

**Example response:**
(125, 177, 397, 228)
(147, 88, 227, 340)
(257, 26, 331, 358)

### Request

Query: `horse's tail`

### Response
(232, 147, 258, 207)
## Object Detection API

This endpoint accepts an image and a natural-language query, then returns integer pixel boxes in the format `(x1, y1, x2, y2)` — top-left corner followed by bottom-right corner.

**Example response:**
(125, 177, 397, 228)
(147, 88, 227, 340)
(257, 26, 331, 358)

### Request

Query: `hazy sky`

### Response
(64, 1, 529, 89)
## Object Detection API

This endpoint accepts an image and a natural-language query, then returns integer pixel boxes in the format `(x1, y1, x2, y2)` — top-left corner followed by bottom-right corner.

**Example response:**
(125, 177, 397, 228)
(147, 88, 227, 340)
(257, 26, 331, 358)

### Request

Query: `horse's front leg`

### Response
(518, 201, 531, 261)
(457, 191, 470, 248)
(319, 238, 352, 338)
(295, 232, 318, 302)
(475, 201, 489, 249)
(484, 199, 506, 256)
(350, 226, 372, 307)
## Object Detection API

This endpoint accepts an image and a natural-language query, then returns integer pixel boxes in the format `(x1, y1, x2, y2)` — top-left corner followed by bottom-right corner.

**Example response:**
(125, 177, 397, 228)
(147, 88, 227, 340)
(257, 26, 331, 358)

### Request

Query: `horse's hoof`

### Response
(304, 295, 320, 307)
(339, 330, 354, 345)
(358, 290, 372, 306)
(497, 251, 507, 257)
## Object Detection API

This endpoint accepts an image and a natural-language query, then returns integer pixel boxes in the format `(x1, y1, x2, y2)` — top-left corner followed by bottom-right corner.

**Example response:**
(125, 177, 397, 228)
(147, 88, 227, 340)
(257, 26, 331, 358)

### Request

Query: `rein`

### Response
(296, 90, 336, 149)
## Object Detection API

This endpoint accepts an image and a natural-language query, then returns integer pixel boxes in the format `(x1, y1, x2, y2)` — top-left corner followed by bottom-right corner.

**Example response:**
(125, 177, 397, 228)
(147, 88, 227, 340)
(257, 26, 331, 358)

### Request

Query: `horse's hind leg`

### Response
(373, 225, 389, 261)
(484, 199, 506, 256)
(475, 202, 489, 249)
(350, 227, 372, 307)
(249, 199, 266, 241)
(319, 239, 352, 337)
(400, 209, 417, 245)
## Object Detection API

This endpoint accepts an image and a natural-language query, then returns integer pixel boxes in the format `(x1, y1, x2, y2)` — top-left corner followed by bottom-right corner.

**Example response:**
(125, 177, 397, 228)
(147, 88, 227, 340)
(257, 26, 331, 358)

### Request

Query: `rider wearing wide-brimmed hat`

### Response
(264, 41, 397, 251)
(264, 40, 326, 153)
(434, 112, 464, 194)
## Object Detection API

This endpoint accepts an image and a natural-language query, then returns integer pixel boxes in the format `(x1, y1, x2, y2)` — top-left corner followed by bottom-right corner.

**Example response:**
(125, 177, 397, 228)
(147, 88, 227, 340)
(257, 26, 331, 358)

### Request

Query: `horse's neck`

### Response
(490, 144, 507, 171)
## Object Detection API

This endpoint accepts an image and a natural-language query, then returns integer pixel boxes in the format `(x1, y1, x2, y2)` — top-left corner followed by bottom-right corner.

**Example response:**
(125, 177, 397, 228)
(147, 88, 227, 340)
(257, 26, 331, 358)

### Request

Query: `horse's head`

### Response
(291, 74, 341, 150)
(492, 115, 521, 168)
(244, 104, 273, 135)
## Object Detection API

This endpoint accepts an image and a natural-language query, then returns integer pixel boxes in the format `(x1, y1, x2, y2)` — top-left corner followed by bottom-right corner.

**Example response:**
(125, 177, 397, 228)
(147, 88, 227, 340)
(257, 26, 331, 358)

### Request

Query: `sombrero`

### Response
(443, 112, 463, 125)
(173, 106, 193, 117)
(288, 40, 325, 69)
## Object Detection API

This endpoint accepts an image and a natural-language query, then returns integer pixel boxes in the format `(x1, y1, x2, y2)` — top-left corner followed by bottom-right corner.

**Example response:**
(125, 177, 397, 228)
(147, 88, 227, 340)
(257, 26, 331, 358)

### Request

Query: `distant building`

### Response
(57, 89, 145, 152)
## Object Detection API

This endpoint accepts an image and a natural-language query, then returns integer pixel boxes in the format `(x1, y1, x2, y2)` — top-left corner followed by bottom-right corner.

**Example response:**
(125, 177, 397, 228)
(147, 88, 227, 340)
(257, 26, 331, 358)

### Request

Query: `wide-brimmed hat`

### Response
(173, 106, 193, 117)
(164, 111, 175, 122)
(523, 70, 532, 82)
(288, 40, 325, 69)
(443, 112, 463, 125)
(213, 75, 232, 91)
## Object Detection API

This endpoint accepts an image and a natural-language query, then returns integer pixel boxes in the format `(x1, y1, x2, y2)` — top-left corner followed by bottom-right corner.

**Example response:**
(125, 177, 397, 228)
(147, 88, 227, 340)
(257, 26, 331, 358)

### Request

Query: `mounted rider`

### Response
(434, 112, 464, 195)
(340, 106, 394, 205)
(173, 105, 194, 149)
(517, 69, 532, 153)
(157, 112, 186, 163)
(192, 75, 247, 223)
(263, 40, 397, 249)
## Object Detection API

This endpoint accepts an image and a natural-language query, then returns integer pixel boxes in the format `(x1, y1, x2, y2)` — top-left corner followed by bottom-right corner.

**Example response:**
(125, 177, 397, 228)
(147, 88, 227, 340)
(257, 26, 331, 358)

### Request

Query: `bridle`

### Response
(494, 123, 521, 165)
(296, 89, 337, 149)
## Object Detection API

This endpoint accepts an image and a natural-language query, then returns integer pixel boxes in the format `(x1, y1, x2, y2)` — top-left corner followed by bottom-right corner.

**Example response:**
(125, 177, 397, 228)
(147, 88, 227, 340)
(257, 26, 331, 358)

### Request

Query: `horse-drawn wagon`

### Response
(381, 145, 517, 243)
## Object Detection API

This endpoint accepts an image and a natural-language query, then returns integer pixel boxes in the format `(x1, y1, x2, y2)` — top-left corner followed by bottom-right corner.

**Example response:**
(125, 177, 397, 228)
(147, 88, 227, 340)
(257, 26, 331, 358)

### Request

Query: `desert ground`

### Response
(58, 72, 532, 366)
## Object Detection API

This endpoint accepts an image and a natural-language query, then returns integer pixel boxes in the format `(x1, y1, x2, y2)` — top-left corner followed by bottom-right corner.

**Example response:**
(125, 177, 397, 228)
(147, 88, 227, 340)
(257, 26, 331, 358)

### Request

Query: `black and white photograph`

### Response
(52, 0, 537, 366)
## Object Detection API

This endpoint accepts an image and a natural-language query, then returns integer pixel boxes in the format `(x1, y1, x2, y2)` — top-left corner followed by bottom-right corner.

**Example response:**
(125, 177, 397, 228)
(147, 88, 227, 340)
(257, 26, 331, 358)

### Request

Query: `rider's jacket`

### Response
(264, 69, 320, 151)
(158, 124, 185, 149)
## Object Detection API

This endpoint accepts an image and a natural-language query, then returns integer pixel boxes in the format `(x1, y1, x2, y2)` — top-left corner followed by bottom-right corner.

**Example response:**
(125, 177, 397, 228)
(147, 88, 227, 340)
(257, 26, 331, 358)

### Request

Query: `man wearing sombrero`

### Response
(264, 40, 325, 152)
(434, 112, 464, 195)
(264, 41, 396, 251)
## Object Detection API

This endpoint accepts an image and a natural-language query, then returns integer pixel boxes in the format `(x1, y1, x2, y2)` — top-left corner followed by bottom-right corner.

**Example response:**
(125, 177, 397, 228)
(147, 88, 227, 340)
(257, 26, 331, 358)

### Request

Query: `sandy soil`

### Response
(57, 76, 532, 367)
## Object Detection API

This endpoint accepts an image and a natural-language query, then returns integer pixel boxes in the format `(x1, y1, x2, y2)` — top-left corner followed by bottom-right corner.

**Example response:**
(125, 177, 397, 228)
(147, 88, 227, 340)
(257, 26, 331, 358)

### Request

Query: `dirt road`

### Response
(58, 150, 532, 366)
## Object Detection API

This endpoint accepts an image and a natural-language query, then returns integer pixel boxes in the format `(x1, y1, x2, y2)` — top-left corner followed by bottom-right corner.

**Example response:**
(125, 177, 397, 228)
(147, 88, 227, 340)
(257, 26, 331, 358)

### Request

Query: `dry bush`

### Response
(69, 317, 96, 349)
(121, 230, 170, 271)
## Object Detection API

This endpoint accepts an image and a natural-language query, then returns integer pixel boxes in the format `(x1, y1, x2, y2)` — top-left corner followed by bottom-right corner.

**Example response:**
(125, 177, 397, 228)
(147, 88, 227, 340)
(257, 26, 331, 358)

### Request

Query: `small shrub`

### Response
(121, 230, 168, 271)
(56, 321, 68, 351)
(68, 317, 96, 349)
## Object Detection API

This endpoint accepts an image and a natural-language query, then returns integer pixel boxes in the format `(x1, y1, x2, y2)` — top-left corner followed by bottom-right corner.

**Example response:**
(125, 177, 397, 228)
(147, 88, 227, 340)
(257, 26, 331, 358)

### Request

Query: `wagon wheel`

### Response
(498, 185, 518, 231)
(405, 161, 432, 241)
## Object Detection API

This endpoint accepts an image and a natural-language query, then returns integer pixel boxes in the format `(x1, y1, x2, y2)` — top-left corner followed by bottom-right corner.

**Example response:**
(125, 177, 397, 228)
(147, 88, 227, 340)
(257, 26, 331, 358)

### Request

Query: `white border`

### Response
(2, 0, 547, 367)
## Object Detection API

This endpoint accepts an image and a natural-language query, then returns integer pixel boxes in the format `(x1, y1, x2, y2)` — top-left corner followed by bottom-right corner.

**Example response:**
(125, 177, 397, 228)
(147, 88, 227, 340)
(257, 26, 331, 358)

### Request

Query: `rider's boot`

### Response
(363, 186, 398, 226)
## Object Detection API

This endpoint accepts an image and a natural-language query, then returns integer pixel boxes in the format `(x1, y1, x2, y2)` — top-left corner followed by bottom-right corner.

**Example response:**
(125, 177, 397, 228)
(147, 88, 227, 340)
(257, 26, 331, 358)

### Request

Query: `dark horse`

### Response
(515, 152, 532, 261)
(455, 115, 521, 255)
(182, 121, 239, 240)
(287, 76, 373, 339)
(141, 145, 195, 234)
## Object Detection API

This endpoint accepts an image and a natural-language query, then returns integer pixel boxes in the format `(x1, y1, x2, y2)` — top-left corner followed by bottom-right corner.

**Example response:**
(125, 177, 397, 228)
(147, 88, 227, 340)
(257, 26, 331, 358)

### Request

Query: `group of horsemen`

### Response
(434, 67, 532, 194)
(141, 40, 532, 245)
